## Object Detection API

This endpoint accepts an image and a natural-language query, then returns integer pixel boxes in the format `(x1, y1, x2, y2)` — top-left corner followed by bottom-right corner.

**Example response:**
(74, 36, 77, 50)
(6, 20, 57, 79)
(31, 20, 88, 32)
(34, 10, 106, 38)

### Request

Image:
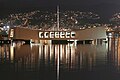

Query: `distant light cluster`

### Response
(110, 13, 120, 25)
(0, 10, 100, 30)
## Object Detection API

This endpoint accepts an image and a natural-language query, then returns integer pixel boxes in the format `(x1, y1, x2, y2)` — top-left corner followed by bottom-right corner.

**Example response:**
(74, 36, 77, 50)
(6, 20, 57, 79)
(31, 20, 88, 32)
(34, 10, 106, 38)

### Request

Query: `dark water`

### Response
(0, 40, 120, 80)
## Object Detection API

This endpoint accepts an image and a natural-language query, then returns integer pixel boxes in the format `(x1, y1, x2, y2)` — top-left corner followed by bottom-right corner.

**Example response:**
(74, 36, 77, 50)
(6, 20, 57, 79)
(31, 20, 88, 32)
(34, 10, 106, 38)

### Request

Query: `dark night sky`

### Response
(0, 0, 120, 7)
(0, 0, 120, 20)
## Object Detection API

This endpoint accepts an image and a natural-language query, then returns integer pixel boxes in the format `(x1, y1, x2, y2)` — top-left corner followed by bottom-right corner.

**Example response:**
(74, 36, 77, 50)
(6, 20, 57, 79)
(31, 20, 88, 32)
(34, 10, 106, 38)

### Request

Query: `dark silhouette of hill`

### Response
(0, 2, 120, 23)
(60, 3, 120, 23)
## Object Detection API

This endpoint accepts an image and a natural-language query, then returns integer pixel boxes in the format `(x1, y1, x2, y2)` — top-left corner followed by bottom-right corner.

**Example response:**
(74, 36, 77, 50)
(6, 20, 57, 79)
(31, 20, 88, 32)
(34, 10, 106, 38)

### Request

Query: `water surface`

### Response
(0, 41, 120, 80)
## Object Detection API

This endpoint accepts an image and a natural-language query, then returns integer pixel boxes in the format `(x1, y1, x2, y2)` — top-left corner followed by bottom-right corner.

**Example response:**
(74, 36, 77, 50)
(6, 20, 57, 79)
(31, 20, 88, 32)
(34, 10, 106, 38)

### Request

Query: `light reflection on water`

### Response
(0, 40, 120, 80)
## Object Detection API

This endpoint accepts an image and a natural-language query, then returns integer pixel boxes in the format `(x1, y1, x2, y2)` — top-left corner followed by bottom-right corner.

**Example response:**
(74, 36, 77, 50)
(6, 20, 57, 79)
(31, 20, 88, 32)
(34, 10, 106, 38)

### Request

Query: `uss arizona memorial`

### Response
(8, 26, 107, 44)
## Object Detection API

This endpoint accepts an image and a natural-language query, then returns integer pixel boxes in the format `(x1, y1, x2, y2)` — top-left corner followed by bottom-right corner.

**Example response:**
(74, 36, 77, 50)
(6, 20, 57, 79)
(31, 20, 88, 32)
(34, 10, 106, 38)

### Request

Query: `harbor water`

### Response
(0, 38, 120, 80)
